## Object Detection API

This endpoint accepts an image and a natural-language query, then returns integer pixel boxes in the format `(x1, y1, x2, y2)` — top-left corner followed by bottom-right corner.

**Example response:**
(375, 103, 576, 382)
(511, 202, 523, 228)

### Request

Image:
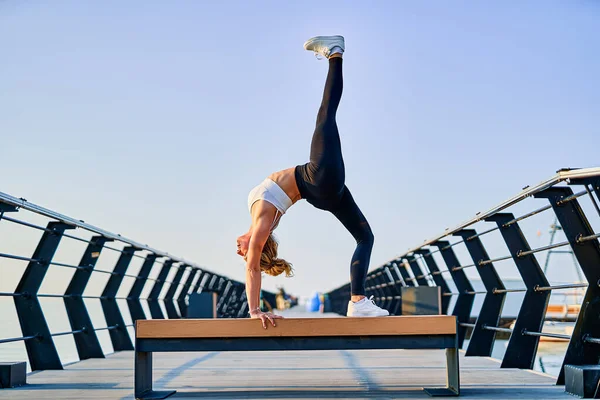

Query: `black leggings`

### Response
(295, 58, 374, 296)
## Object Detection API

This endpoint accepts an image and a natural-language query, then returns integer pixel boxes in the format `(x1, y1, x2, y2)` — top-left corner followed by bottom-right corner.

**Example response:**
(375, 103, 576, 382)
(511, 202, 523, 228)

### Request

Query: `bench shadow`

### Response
(171, 389, 424, 399)
(168, 387, 568, 399)
(10, 383, 120, 390)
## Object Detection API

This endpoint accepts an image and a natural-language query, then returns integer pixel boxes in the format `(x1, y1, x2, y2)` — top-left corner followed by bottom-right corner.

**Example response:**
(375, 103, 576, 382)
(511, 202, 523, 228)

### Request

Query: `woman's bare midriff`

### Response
(268, 167, 302, 205)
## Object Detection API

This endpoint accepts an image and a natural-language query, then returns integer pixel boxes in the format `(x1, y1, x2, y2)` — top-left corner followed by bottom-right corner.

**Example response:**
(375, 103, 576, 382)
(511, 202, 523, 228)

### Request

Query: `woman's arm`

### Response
(245, 213, 283, 328)
(245, 222, 268, 315)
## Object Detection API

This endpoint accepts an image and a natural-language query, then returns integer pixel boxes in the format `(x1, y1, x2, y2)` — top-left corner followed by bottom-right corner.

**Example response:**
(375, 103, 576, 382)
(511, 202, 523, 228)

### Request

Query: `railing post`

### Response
(390, 262, 408, 287)
(485, 213, 551, 369)
(535, 185, 600, 384)
(127, 253, 158, 322)
(383, 265, 402, 315)
(365, 269, 387, 304)
(414, 249, 452, 314)
(64, 235, 112, 360)
(228, 283, 247, 318)
(374, 269, 394, 311)
(432, 241, 475, 348)
(147, 260, 174, 319)
(382, 264, 401, 315)
(177, 268, 199, 318)
(197, 272, 212, 293)
(393, 258, 413, 285)
(14, 221, 75, 371)
(261, 289, 276, 314)
(407, 255, 429, 286)
(364, 272, 376, 299)
(328, 282, 350, 316)
(204, 275, 220, 299)
(100, 246, 137, 351)
(164, 264, 187, 319)
(238, 289, 249, 317)
(454, 229, 506, 357)
(191, 271, 206, 294)
(216, 281, 234, 316)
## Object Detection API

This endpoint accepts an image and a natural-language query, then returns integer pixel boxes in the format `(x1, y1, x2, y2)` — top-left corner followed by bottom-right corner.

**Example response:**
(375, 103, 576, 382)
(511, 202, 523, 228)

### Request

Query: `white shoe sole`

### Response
(303, 35, 345, 51)
(346, 312, 390, 317)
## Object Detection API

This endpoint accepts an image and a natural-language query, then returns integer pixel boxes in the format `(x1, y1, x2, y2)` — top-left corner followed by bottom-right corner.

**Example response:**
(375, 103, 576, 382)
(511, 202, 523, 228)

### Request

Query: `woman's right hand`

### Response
(250, 310, 283, 329)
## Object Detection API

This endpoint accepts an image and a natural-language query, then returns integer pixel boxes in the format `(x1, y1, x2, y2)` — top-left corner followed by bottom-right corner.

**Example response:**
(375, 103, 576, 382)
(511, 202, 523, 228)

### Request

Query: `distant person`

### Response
(237, 35, 389, 328)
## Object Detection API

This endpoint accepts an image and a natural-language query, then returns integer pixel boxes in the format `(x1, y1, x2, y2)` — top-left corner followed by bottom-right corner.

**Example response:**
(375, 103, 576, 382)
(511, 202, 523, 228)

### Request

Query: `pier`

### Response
(1, 167, 599, 399)
(1, 310, 571, 400)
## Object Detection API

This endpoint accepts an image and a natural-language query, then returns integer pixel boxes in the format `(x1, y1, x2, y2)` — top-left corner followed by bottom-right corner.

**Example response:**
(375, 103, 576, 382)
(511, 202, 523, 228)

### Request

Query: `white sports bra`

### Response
(248, 178, 293, 231)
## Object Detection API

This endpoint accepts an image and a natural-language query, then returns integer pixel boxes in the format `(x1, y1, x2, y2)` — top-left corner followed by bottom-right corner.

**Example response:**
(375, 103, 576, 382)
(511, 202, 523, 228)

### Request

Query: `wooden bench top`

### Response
(136, 315, 456, 339)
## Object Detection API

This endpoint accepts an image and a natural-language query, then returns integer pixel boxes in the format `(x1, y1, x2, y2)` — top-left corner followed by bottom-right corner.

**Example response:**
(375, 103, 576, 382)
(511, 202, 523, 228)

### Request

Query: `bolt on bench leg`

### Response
(424, 347, 460, 397)
(135, 350, 176, 400)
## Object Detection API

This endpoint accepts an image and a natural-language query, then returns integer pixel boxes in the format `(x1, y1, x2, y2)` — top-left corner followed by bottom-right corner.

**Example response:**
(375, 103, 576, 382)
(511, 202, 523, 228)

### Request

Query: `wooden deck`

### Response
(0, 311, 571, 399)
(0, 349, 571, 399)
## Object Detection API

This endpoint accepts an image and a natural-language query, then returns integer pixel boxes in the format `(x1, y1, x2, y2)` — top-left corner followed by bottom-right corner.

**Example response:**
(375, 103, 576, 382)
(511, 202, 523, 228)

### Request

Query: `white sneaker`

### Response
(346, 296, 390, 317)
(303, 35, 345, 59)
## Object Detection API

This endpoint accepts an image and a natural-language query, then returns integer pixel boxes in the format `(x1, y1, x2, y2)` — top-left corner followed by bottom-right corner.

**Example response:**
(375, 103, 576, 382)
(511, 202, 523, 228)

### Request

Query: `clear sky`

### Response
(1, 0, 599, 298)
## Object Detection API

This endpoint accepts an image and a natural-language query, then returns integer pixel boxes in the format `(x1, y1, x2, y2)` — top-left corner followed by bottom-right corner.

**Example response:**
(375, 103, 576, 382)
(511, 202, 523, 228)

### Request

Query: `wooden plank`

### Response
(136, 316, 457, 339)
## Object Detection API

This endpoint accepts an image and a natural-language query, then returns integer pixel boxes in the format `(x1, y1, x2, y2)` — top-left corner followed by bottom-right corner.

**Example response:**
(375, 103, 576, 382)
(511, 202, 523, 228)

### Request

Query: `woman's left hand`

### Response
(250, 310, 284, 329)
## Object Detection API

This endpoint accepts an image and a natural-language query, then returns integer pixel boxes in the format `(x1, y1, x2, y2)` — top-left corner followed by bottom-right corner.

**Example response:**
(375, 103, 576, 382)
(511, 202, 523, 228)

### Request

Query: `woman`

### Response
(237, 35, 389, 328)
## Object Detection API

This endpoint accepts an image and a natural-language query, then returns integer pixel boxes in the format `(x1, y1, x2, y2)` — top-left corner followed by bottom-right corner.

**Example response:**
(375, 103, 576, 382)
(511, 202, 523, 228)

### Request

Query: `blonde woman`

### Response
(237, 35, 389, 328)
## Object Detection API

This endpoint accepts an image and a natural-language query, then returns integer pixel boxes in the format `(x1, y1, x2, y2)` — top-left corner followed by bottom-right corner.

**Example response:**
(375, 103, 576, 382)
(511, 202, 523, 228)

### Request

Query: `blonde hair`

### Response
(260, 234, 293, 277)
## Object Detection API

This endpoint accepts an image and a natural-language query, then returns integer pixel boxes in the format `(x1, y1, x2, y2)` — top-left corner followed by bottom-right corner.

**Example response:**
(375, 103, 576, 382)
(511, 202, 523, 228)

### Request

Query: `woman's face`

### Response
(236, 235, 249, 258)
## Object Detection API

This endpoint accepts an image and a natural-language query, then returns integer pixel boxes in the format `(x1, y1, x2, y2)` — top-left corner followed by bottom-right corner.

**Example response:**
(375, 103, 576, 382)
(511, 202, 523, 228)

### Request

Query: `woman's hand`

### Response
(250, 310, 284, 329)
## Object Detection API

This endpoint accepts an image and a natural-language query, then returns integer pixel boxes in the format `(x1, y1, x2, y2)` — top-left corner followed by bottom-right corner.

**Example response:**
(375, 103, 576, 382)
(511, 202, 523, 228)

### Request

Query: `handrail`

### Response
(0, 191, 209, 274)
(327, 167, 600, 384)
(390, 167, 600, 260)
(0, 189, 282, 374)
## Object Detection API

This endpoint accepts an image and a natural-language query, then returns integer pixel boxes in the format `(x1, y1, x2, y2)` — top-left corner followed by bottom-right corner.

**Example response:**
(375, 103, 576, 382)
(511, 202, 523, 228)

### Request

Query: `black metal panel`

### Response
(486, 213, 551, 369)
(100, 246, 136, 351)
(564, 364, 600, 398)
(127, 254, 158, 322)
(535, 186, 600, 384)
(64, 235, 112, 360)
(0, 362, 26, 388)
(137, 334, 457, 353)
(401, 287, 442, 315)
(415, 249, 452, 314)
(164, 264, 186, 319)
(177, 268, 198, 318)
(147, 260, 174, 319)
(14, 221, 74, 371)
(454, 230, 505, 357)
(432, 241, 474, 348)
(407, 255, 429, 286)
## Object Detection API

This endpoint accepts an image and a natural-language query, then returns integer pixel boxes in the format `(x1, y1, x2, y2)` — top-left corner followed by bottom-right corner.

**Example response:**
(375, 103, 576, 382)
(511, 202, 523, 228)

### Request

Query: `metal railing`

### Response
(327, 167, 600, 384)
(0, 191, 275, 372)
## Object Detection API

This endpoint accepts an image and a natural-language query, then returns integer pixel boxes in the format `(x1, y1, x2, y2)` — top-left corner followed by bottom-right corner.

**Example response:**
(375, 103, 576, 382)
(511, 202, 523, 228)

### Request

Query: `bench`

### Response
(134, 315, 459, 399)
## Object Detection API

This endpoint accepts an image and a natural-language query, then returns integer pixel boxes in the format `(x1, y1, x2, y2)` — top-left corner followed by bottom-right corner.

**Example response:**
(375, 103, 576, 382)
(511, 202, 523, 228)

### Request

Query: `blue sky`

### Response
(1, 0, 599, 297)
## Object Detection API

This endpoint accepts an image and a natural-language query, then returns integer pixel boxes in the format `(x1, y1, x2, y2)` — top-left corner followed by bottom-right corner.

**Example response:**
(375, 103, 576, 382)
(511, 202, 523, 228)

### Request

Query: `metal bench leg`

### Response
(424, 347, 460, 397)
(135, 350, 176, 400)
